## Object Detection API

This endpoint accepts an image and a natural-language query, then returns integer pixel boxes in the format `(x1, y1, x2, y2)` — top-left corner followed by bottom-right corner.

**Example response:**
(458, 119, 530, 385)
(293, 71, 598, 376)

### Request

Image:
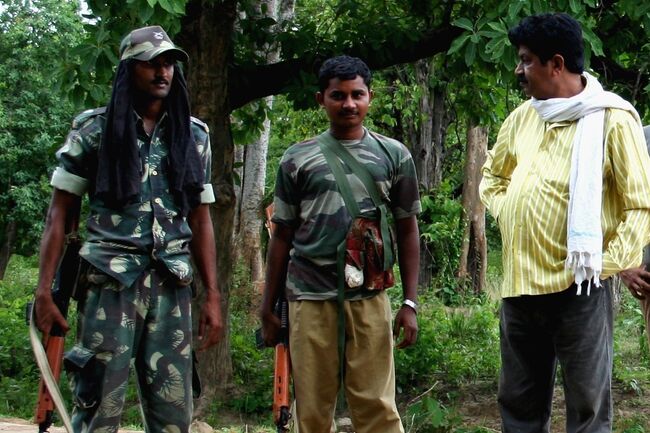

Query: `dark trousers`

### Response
(498, 284, 613, 433)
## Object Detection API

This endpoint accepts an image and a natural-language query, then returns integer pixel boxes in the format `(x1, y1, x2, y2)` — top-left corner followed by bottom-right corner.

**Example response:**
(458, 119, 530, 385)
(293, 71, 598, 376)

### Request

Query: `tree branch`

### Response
(228, 25, 463, 110)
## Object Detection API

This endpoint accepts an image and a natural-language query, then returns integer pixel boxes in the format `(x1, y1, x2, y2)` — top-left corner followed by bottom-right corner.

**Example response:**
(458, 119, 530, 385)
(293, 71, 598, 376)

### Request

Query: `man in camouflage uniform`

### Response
(34, 25, 223, 433)
(260, 55, 421, 433)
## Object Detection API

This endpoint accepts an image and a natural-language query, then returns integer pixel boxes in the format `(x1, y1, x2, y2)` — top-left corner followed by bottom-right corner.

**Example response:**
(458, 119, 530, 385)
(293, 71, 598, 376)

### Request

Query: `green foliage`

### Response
(0, 0, 83, 256)
(613, 289, 650, 394)
(228, 313, 274, 415)
(226, 263, 275, 416)
(404, 396, 462, 433)
(417, 186, 465, 304)
(0, 255, 40, 417)
(392, 291, 500, 391)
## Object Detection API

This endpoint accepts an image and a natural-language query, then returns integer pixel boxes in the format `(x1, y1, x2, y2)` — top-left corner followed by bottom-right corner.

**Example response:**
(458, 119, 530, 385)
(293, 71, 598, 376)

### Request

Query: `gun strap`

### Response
(29, 302, 73, 433)
(317, 130, 394, 391)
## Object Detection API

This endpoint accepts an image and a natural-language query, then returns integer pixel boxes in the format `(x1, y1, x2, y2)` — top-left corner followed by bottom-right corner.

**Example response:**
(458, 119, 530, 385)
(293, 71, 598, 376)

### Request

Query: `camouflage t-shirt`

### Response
(272, 128, 421, 301)
(51, 107, 214, 288)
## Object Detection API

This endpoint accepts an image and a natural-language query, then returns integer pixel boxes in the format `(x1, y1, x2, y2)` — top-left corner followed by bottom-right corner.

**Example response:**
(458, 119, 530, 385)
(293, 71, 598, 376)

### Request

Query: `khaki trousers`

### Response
(289, 292, 404, 433)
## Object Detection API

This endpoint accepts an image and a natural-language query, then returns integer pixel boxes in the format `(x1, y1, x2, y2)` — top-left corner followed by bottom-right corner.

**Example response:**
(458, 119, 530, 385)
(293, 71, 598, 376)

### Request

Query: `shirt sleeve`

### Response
(479, 114, 517, 221)
(601, 111, 650, 276)
(389, 142, 421, 219)
(272, 150, 301, 227)
(198, 132, 215, 204)
(50, 128, 92, 196)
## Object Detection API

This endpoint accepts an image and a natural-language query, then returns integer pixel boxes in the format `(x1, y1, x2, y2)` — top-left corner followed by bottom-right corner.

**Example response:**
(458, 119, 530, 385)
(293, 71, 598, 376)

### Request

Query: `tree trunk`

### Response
(235, 0, 294, 292)
(458, 125, 488, 294)
(404, 59, 451, 290)
(237, 105, 271, 289)
(430, 85, 448, 188)
(0, 219, 17, 280)
(180, 0, 238, 414)
(410, 59, 434, 192)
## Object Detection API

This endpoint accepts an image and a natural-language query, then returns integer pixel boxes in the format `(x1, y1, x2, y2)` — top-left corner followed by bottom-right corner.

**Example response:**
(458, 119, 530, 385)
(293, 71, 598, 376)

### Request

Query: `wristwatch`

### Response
(402, 299, 418, 313)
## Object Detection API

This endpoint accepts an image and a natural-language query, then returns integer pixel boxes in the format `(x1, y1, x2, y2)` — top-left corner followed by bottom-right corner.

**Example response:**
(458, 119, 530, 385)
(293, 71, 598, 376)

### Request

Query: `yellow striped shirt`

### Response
(480, 100, 650, 298)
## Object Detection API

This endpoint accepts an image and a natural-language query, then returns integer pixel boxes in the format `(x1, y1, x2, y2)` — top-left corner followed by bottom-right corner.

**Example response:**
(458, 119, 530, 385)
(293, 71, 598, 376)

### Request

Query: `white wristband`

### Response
(402, 299, 418, 313)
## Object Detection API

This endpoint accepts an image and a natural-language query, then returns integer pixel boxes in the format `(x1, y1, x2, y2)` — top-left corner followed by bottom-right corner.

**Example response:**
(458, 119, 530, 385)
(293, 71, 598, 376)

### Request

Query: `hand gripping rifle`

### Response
(28, 201, 81, 433)
(273, 297, 291, 432)
(263, 204, 292, 432)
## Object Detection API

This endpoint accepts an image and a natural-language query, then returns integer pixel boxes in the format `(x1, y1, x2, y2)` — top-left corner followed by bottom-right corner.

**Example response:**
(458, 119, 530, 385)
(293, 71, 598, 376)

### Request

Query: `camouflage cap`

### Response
(119, 25, 189, 62)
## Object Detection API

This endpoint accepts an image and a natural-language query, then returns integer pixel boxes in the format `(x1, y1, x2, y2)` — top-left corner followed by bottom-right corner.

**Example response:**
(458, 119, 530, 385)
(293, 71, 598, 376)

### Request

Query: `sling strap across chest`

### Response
(316, 130, 395, 384)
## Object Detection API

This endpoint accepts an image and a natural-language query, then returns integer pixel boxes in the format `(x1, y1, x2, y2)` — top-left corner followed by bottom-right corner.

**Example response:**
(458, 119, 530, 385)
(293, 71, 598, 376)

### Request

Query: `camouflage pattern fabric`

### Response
(51, 108, 214, 289)
(272, 128, 421, 301)
(64, 264, 193, 433)
(119, 25, 188, 62)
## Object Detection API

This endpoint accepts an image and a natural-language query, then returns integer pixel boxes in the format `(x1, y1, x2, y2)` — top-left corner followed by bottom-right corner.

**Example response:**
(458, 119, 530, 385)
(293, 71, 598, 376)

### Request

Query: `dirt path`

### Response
(0, 418, 142, 433)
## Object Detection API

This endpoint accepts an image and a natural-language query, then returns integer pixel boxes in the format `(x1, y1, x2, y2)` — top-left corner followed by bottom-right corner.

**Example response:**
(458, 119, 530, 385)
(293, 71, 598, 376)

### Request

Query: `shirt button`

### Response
(151, 170, 158, 176)
(154, 198, 162, 204)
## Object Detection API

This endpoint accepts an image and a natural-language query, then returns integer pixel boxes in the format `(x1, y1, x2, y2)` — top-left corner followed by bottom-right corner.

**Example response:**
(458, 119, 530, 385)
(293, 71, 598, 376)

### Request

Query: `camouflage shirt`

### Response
(272, 129, 421, 301)
(51, 107, 214, 288)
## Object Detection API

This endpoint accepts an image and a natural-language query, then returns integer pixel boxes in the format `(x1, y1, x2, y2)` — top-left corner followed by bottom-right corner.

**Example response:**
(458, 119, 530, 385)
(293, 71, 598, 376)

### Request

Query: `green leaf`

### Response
(139, 4, 155, 22)
(465, 42, 476, 66)
(172, 0, 185, 14)
(447, 34, 470, 55)
(582, 27, 604, 57)
(569, 0, 581, 14)
(146, 0, 157, 7)
(508, 2, 524, 18)
(487, 20, 508, 34)
(157, 0, 175, 14)
(452, 17, 474, 32)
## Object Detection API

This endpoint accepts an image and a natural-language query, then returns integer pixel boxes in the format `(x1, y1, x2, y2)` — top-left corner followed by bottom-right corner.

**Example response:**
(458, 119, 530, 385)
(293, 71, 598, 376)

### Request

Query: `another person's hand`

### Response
(197, 292, 224, 351)
(34, 292, 69, 335)
(260, 309, 281, 347)
(620, 266, 650, 300)
(393, 304, 418, 349)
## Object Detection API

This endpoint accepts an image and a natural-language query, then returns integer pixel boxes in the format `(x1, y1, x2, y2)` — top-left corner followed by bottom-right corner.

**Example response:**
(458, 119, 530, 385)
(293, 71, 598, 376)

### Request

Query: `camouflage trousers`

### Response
(64, 263, 193, 433)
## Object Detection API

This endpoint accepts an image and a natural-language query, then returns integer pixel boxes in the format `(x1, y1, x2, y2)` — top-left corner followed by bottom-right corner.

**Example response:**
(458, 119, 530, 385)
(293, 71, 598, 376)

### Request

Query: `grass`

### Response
(4, 253, 650, 431)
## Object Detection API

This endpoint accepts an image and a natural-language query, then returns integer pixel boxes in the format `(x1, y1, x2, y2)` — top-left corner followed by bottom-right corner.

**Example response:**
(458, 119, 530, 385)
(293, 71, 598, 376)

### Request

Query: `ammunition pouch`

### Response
(344, 216, 395, 291)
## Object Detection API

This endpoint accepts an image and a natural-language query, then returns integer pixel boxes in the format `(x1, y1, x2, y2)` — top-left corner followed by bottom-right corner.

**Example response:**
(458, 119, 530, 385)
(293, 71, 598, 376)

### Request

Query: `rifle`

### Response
(272, 297, 291, 432)
(264, 204, 292, 432)
(28, 200, 81, 433)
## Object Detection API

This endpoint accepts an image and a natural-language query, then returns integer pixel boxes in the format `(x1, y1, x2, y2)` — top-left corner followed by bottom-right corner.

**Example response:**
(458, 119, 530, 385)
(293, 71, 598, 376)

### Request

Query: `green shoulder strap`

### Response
(317, 131, 394, 270)
(317, 130, 396, 390)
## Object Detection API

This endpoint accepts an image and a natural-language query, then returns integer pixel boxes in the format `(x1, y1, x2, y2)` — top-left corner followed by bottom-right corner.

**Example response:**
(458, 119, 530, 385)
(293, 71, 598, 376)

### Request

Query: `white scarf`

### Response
(531, 72, 641, 295)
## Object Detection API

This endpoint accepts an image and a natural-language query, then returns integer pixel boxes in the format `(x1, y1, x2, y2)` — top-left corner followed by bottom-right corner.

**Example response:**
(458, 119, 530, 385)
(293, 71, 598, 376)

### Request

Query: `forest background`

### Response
(2, 0, 650, 431)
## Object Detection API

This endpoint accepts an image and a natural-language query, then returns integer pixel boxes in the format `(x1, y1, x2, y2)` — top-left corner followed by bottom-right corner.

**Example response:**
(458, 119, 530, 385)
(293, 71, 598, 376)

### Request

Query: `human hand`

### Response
(34, 292, 69, 335)
(620, 266, 650, 300)
(197, 292, 224, 351)
(260, 310, 281, 347)
(393, 305, 418, 349)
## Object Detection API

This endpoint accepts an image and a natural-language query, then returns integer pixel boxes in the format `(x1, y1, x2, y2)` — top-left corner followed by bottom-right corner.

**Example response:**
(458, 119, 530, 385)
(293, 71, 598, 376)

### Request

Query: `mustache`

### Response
(517, 74, 527, 84)
(339, 109, 358, 115)
(152, 78, 169, 85)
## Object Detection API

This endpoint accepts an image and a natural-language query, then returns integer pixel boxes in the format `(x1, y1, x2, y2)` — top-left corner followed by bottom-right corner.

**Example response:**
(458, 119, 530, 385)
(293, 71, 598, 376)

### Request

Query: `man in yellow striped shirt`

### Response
(479, 13, 650, 432)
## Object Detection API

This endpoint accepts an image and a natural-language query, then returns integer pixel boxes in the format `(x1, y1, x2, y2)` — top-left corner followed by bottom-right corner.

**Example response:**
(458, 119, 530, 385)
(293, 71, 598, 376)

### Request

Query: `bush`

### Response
(417, 185, 465, 305)
(0, 255, 41, 418)
(392, 291, 500, 393)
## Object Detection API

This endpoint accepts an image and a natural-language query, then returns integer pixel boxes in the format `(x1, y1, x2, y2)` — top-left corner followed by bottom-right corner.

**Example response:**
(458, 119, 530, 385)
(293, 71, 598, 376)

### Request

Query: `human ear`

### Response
(551, 54, 565, 74)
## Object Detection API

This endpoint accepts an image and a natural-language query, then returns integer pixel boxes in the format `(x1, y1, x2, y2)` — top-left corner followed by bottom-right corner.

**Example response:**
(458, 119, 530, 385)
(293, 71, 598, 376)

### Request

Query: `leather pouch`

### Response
(344, 217, 395, 291)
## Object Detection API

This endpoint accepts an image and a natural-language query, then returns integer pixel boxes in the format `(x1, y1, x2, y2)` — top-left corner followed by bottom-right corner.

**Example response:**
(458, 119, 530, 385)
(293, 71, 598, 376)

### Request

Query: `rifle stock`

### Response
(273, 298, 291, 432)
(265, 204, 292, 432)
